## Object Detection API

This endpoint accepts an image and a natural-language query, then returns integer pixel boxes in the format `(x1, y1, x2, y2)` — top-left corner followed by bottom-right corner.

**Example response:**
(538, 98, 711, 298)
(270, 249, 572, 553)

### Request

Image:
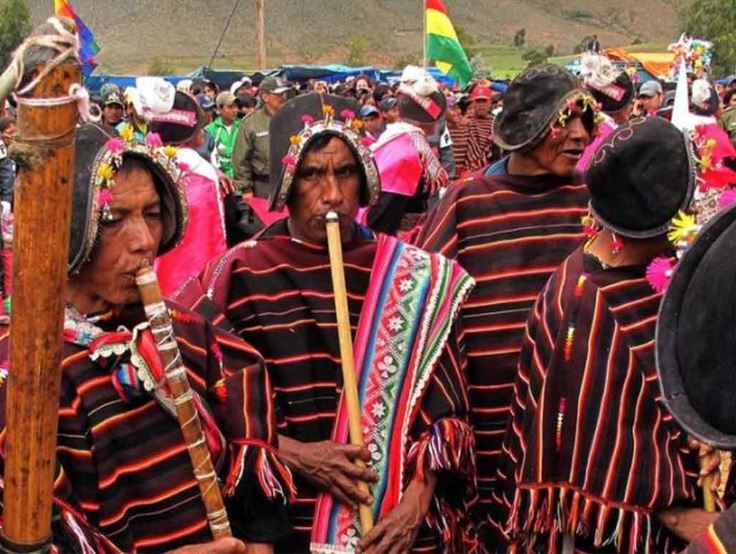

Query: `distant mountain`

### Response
(27, 0, 685, 72)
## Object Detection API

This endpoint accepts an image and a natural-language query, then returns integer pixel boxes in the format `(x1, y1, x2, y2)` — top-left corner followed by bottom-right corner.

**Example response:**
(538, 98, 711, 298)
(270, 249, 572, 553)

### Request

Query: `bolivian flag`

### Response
(426, 0, 473, 87)
(54, 0, 100, 77)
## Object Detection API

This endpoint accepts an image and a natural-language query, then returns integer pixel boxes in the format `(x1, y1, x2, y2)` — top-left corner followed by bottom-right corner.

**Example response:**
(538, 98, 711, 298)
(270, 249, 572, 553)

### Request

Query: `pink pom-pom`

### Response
(282, 155, 297, 166)
(97, 188, 114, 207)
(145, 133, 164, 148)
(340, 109, 356, 120)
(361, 136, 375, 147)
(646, 257, 674, 293)
(178, 162, 191, 174)
(105, 137, 125, 154)
(301, 115, 314, 125)
(719, 188, 736, 209)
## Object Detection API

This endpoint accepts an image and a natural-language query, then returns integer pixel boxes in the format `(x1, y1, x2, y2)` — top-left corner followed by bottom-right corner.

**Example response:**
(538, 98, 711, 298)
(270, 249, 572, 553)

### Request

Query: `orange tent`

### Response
(603, 47, 675, 79)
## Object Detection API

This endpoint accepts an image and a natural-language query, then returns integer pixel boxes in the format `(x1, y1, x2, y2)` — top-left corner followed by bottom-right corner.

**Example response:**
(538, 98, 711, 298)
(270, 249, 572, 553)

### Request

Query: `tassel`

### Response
(611, 233, 623, 255)
(646, 257, 674, 293)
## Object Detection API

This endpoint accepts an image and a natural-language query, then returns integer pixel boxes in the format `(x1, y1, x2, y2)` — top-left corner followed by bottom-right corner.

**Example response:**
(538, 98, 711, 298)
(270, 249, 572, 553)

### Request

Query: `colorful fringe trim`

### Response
(223, 442, 296, 503)
(507, 484, 680, 554)
(406, 418, 481, 554)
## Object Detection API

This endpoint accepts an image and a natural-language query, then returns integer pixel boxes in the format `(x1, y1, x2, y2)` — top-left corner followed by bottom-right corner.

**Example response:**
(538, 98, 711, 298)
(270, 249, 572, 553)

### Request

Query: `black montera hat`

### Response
(657, 203, 736, 448)
(585, 117, 696, 238)
(68, 124, 187, 274)
(149, 91, 204, 145)
(492, 64, 595, 152)
(588, 70, 635, 113)
(268, 92, 380, 212)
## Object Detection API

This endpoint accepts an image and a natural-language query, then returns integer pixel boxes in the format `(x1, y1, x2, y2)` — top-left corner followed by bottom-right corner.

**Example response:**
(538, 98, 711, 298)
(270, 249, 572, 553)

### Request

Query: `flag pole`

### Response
(422, 0, 427, 68)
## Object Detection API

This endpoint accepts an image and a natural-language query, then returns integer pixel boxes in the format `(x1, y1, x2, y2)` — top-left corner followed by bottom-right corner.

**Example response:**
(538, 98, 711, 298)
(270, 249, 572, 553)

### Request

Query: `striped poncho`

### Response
(0, 301, 293, 552)
(176, 220, 479, 553)
(415, 170, 589, 544)
(497, 247, 700, 552)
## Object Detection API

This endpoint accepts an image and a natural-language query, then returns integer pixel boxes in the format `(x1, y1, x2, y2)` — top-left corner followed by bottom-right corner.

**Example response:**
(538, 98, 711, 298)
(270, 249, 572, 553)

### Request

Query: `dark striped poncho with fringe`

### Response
(495, 247, 701, 553)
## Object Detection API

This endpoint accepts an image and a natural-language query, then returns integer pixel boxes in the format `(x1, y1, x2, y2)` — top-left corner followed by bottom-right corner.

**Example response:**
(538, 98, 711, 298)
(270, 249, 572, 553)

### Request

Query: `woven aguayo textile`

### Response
(496, 247, 700, 553)
(415, 171, 588, 544)
(0, 301, 293, 552)
(176, 220, 479, 553)
(310, 234, 474, 553)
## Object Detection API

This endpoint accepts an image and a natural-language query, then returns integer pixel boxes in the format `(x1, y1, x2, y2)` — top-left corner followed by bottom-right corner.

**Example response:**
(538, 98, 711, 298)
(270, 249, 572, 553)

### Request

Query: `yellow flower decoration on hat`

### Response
(118, 125, 134, 143)
(668, 211, 698, 245)
(322, 104, 335, 118)
(163, 145, 178, 159)
(97, 162, 114, 182)
(290, 135, 303, 146)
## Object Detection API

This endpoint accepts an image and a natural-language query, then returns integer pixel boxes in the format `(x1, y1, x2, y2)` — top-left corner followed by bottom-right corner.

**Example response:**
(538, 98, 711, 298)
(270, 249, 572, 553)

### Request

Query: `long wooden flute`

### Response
(136, 262, 232, 539)
(325, 211, 374, 535)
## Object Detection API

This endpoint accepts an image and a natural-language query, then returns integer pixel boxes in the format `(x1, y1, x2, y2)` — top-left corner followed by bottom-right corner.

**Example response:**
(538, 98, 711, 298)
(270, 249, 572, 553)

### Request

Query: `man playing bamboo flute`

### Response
(176, 92, 480, 554)
(495, 117, 713, 553)
(414, 64, 596, 548)
(0, 124, 294, 553)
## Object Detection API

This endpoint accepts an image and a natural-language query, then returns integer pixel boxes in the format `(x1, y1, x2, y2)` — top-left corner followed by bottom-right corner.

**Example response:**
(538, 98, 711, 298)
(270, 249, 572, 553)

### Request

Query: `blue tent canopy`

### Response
(85, 64, 508, 95)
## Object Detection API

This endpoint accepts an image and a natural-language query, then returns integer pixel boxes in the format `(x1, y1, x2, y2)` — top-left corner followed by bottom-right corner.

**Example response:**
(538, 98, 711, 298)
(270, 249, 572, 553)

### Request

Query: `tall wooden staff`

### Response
(136, 263, 232, 539)
(325, 211, 374, 535)
(0, 17, 81, 553)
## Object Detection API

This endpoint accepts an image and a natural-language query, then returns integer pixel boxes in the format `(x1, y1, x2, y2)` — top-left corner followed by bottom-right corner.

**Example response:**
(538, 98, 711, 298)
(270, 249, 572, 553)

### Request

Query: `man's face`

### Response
(640, 93, 662, 112)
(1, 123, 16, 142)
(527, 114, 591, 177)
(219, 102, 239, 124)
(71, 167, 163, 310)
(288, 136, 361, 244)
(383, 107, 399, 124)
(473, 98, 491, 118)
(204, 85, 217, 100)
(729, 95, 736, 108)
(103, 103, 124, 126)
(362, 114, 382, 136)
(446, 105, 462, 125)
(263, 91, 286, 114)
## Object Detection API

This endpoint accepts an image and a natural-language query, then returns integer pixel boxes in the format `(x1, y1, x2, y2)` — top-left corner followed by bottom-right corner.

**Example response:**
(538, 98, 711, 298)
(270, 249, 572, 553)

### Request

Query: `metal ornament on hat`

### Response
(277, 102, 380, 211)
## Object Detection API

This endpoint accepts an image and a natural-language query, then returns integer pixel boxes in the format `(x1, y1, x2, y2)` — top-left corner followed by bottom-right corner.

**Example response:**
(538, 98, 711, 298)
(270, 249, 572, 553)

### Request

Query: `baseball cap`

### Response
(379, 97, 397, 112)
(216, 91, 237, 107)
(259, 76, 291, 95)
(638, 80, 663, 98)
(359, 105, 380, 118)
(471, 85, 492, 101)
(103, 91, 124, 107)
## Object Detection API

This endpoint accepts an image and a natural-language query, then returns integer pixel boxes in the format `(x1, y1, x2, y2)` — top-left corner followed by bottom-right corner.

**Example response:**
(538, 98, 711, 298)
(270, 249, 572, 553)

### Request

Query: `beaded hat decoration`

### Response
(69, 124, 188, 274)
(268, 92, 381, 212)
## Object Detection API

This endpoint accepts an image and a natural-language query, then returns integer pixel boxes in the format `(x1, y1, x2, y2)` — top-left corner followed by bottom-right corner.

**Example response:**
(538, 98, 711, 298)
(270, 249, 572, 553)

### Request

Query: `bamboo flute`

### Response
(135, 263, 232, 539)
(324, 211, 374, 535)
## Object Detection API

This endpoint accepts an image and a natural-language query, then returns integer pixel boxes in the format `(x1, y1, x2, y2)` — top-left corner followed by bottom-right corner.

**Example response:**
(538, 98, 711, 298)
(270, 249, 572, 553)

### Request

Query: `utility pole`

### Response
(255, 0, 266, 69)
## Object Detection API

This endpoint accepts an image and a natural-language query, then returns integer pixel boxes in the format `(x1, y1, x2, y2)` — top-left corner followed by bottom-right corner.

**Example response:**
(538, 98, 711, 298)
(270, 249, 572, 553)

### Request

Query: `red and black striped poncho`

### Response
(496, 247, 700, 552)
(415, 170, 589, 543)
(0, 301, 292, 552)
(176, 220, 477, 553)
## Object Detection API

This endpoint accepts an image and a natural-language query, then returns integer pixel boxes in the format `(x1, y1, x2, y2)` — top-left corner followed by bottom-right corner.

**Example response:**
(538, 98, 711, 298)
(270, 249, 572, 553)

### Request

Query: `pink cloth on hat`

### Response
(155, 149, 227, 296)
(371, 132, 423, 197)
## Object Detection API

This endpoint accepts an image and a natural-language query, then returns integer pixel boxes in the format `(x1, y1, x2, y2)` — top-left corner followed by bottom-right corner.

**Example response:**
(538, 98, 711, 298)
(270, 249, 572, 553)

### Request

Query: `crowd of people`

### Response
(3, 46, 736, 553)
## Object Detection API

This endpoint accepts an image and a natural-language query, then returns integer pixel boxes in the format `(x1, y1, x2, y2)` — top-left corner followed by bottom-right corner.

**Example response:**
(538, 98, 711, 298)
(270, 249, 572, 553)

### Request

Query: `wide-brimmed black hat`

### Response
(657, 202, 736, 448)
(68, 124, 188, 274)
(587, 70, 635, 113)
(585, 117, 696, 238)
(268, 92, 380, 212)
(492, 64, 593, 152)
(149, 90, 204, 145)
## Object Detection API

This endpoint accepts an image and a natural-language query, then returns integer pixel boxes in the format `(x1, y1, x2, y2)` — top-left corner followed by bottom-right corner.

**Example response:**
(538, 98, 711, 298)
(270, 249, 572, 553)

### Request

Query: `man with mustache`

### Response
(177, 93, 478, 554)
(415, 64, 596, 550)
